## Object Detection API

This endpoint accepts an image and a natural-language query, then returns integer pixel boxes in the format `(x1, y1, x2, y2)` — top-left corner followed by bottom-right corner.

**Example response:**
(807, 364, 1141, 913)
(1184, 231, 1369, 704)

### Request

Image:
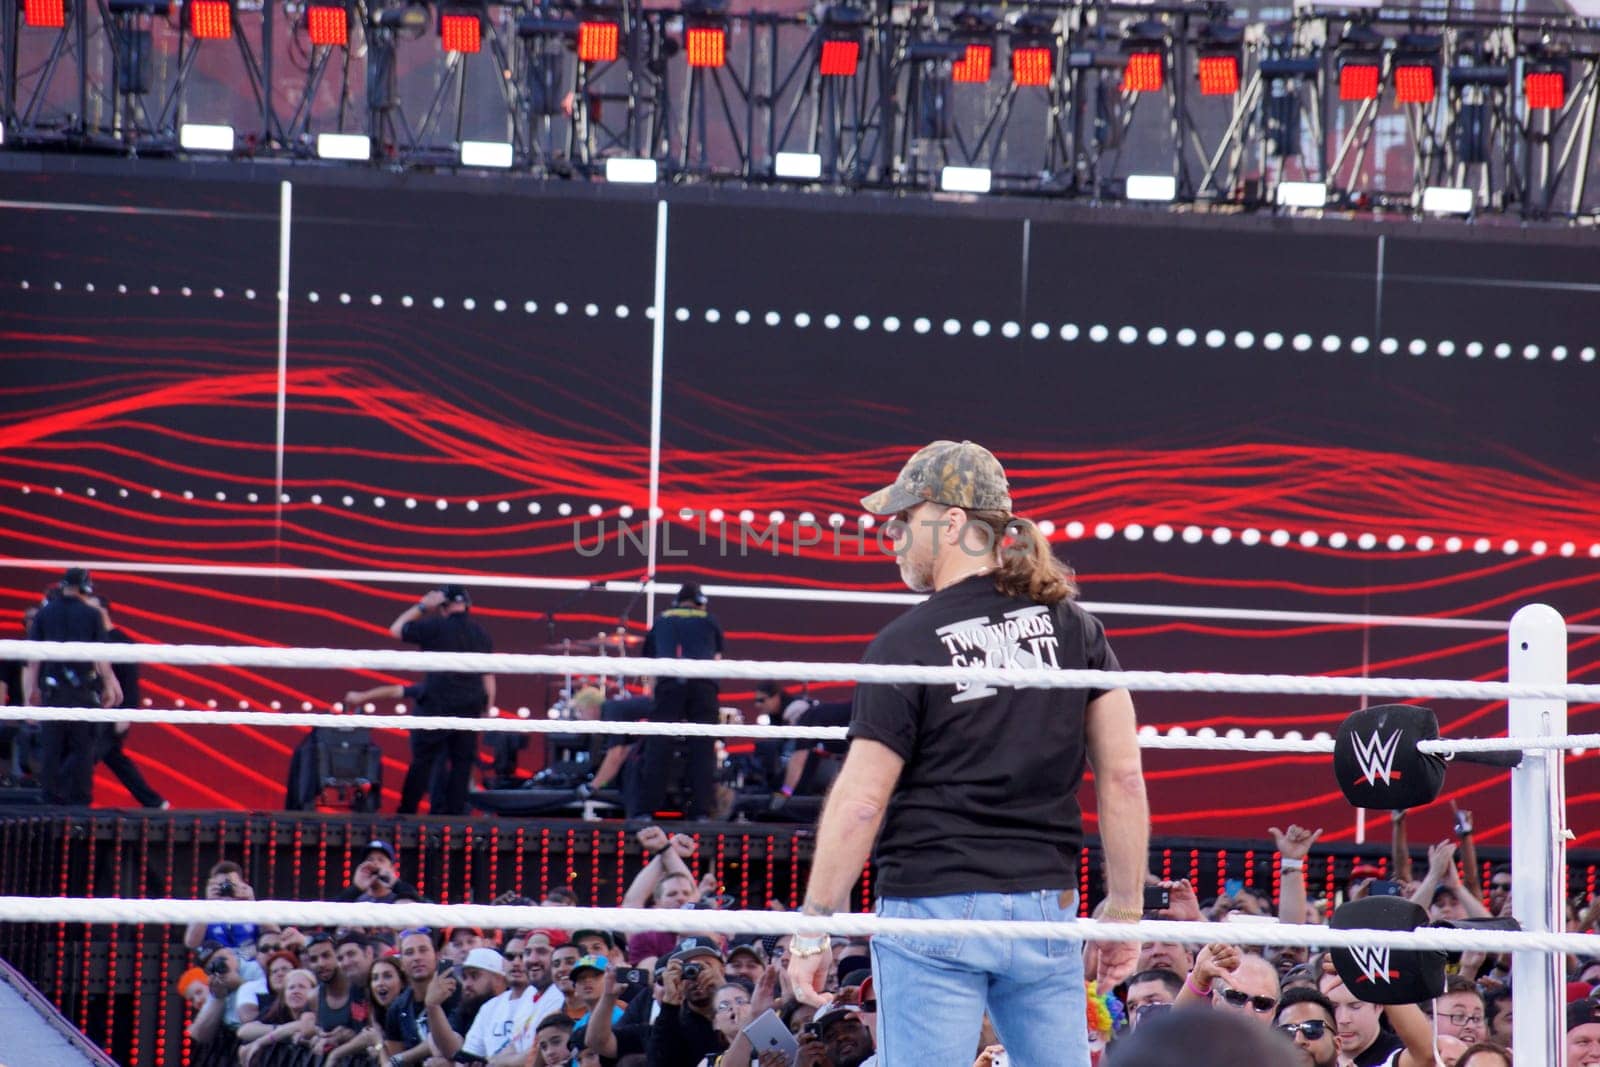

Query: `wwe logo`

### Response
(1348, 944, 1394, 985)
(1352, 730, 1402, 787)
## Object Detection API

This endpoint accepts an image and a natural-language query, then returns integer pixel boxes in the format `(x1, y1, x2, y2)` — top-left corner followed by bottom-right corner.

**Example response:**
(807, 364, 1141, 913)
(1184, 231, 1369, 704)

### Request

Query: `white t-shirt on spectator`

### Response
(237, 976, 268, 1010)
(499, 983, 565, 1056)
(462, 986, 531, 1059)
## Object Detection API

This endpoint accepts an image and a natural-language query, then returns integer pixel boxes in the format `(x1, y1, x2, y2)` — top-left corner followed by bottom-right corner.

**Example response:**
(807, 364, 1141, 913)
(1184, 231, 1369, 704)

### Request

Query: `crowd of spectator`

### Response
(171, 817, 1600, 1067)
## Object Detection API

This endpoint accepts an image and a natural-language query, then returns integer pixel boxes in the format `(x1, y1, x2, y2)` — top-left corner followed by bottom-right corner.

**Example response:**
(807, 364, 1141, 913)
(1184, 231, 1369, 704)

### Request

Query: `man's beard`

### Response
(897, 553, 933, 593)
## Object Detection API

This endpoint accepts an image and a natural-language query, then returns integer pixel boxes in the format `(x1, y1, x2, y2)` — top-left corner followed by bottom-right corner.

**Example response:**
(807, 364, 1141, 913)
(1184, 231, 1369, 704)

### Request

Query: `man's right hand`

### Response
(1157, 879, 1203, 922)
(636, 826, 669, 854)
(659, 960, 685, 1006)
(424, 971, 457, 1008)
(670, 833, 698, 859)
(352, 862, 376, 892)
(795, 1034, 829, 1067)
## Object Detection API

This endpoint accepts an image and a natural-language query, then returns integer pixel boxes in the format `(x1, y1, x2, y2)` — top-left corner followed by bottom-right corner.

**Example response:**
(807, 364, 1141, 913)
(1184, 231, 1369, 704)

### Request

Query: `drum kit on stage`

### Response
(542, 627, 644, 718)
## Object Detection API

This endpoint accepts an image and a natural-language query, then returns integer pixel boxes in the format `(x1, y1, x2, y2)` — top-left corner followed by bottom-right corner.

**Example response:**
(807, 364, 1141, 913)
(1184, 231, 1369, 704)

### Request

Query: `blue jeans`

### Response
(870, 890, 1088, 1067)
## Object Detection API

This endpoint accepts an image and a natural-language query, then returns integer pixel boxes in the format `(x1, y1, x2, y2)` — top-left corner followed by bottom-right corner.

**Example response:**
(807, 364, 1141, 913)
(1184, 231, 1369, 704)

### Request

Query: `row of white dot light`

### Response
(17, 281, 1600, 363)
(125, 694, 1333, 741)
(19, 485, 1600, 558)
(133, 696, 552, 717)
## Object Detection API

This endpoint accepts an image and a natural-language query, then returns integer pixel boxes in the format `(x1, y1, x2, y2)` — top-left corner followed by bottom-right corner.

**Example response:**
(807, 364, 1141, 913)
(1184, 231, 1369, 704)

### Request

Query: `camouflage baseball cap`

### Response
(860, 440, 1012, 515)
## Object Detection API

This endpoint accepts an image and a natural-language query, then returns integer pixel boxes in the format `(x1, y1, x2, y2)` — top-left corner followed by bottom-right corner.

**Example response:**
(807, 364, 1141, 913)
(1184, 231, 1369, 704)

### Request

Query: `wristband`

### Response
(1280, 858, 1304, 873)
(1184, 973, 1212, 999)
(1101, 905, 1143, 922)
(789, 933, 831, 958)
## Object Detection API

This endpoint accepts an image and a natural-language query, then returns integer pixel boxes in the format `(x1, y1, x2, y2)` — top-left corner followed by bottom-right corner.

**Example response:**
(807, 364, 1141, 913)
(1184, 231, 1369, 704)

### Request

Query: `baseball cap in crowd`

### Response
(62, 567, 93, 593)
(440, 584, 470, 604)
(860, 440, 1012, 515)
(1349, 863, 1383, 880)
(571, 928, 615, 949)
(364, 839, 396, 862)
(1570, 998, 1600, 1030)
(444, 927, 485, 943)
(670, 936, 724, 964)
(571, 955, 609, 978)
(528, 928, 570, 948)
(462, 948, 505, 975)
(812, 1002, 863, 1032)
(675, 583, 707, 606)
(727, 940, 766, 966)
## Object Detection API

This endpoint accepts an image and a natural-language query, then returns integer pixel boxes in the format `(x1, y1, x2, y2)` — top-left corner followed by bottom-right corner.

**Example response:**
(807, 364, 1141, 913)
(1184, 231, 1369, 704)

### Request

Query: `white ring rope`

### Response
(0, 897, 1588, 955)
(2, 705, 1595, 756)
(7, 640, 1600, 703)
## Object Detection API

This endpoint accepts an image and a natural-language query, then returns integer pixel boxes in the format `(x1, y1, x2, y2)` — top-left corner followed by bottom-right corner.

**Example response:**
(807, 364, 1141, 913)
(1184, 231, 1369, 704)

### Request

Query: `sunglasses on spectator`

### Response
(399, 927, 432, 940)
(1217, 987, 1278, 1013)
(1277, 1020, 1328, 1040)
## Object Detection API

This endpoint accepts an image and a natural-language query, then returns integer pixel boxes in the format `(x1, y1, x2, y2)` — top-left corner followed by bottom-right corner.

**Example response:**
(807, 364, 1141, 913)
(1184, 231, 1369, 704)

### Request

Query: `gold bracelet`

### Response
(1101, 905, 1144, 922)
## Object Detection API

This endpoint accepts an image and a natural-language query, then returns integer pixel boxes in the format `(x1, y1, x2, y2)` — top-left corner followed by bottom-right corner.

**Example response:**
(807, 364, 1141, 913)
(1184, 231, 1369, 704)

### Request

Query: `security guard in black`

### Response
(634, 583, 723, 818)
(28, 571, 114, 806)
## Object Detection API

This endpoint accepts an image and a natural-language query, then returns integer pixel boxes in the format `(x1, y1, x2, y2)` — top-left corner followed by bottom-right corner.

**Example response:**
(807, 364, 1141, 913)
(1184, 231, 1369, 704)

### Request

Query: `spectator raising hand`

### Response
(974, 1045, 1007, 1067)
(1177, 943, 1243, 1008)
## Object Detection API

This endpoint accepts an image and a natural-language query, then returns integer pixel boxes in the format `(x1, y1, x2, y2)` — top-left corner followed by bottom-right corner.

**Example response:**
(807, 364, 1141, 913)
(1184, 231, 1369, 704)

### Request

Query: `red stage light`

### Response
(1525, 70, 1566, 110)
(1122, 51, 1163, 93)
(1394, 64, 1435, 104)
(23, 0, 65, 29)
(440, 12, 480, 53)
(952, 42, 993, 84)
(819, 38, 860, 77)
(1196, 54, 1239, 96)
(1339, 62, 1380, 101)
(578, 20, 619, 63)
(1010, 45, 1051, 87)
(307, 4, 347, 47)
(685, 26, 725, 68)
(189, 0, 232, 40)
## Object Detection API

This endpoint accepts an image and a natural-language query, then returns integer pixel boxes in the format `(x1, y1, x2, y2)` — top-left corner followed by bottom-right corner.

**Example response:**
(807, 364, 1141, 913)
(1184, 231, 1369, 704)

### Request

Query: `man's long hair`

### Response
(967, 510, 1078, 605)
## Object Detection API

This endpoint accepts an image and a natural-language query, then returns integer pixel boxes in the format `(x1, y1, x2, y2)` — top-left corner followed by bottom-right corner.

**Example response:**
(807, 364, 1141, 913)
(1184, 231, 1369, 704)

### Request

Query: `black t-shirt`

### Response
(28, 596, 107, 696)
(316, 981, 369, 1032)
(383, 981, 462, 1049)
(400, 613, 493, 713)
(801, 700, 852, 756)
(648, 1003, 724, 1067)
(1352, 1031, 1404, 1067)
(642, 608, 724, 663)
(336, 877, 425, 903)
(849, 574, 1120, 898)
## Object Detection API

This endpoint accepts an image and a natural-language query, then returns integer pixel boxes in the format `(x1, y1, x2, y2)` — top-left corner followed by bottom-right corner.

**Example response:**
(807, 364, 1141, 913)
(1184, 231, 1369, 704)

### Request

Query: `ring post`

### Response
(1508, 603, 1567, 1065)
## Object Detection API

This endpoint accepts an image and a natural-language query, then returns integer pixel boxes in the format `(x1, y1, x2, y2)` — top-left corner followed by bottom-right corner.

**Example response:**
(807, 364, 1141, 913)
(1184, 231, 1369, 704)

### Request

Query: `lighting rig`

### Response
(3, 0, 1599, 218)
